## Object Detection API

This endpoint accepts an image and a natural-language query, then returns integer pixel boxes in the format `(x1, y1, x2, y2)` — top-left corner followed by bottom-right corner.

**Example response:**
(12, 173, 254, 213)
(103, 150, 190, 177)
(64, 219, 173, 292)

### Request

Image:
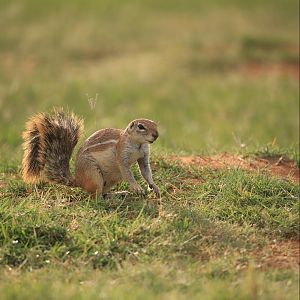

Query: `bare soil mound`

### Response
(172, 153, 299, 183)
(255, 240, 299, 270)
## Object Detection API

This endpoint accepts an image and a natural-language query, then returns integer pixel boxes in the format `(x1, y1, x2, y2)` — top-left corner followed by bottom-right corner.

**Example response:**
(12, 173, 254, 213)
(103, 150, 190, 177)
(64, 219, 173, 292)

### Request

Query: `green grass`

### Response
(0, 265, 298, 300)
(0, 0, 299, 299)
(0, 160, 299, 299)
(0, 0, 298, 156)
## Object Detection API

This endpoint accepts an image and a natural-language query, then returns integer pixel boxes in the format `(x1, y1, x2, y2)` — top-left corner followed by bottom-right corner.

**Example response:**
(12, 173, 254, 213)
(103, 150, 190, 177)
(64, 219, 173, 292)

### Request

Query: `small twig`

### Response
(275, 156, 284, 166)
(181, 235, 199, 246)
(17, 258, 28, 270)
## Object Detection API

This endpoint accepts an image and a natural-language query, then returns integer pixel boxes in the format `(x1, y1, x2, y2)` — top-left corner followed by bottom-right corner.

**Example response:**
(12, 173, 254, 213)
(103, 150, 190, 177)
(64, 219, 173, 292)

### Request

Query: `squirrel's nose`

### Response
(152, 131, 159, 140)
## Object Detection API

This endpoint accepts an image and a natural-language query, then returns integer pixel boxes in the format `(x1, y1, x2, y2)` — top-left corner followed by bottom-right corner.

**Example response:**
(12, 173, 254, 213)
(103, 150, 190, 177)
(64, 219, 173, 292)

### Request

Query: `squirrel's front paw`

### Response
(149, 183, 161, 198)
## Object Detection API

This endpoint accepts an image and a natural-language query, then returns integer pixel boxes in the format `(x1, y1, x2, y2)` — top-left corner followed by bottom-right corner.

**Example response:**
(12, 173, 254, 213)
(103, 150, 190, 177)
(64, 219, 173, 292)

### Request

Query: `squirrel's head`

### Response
(126, 119, 159, 144)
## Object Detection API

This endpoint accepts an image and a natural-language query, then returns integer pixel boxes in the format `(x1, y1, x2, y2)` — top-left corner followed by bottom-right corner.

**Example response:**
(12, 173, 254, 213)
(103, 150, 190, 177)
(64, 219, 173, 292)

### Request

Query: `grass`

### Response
(0, 265, 298, 300)
(0, 265, 297, 300)
(0, 0, 299, 299)
(0, 160, 299, 299)
(0, 0, 299, 156)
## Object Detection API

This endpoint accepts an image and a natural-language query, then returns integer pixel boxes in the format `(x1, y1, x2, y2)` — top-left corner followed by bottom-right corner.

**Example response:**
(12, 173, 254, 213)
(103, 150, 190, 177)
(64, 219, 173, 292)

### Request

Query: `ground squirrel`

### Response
(22, 108, 160, 198)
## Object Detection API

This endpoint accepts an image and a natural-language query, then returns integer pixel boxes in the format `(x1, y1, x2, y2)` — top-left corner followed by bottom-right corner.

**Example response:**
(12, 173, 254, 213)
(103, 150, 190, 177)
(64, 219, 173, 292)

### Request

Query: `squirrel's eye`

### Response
(138, 124, 146, 130)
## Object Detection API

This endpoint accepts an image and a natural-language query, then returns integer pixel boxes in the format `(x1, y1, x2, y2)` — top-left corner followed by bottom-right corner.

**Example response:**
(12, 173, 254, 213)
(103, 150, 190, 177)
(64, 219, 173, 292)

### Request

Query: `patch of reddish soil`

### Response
(172, 153, 299, 183)
(240, 62, 299, 80)
(0, 180, 7, 196)
(255, 240, 299, 270)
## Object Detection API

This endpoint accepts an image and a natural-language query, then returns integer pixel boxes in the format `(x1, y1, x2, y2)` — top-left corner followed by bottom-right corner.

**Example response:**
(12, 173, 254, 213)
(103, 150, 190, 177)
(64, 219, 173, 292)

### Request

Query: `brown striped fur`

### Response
(85, 128, 122, 146)
(80, 128, 122, 154)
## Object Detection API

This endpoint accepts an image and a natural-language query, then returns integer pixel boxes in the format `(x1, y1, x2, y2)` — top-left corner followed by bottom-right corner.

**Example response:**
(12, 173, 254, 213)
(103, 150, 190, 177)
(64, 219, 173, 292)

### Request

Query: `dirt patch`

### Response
(240, 62, 299, 80)
(0, 179, 8, 197)
(171, 153, 299, 183)
(255, 240, 299, 270)
(183, 178, 205, 185)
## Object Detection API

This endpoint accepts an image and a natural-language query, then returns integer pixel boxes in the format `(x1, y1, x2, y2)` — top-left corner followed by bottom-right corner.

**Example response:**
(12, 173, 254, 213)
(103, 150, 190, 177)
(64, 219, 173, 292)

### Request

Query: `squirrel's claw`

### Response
(149, 183, 161, 198)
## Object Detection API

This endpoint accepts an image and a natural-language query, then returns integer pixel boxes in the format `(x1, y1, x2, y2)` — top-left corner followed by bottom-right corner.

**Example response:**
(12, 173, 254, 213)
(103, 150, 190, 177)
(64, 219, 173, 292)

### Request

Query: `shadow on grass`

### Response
(0, 224, 69, 267)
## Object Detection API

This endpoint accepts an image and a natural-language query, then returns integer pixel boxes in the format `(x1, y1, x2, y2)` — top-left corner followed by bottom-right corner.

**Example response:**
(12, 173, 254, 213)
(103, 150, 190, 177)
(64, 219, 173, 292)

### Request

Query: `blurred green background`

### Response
(0, 0, 299, 163)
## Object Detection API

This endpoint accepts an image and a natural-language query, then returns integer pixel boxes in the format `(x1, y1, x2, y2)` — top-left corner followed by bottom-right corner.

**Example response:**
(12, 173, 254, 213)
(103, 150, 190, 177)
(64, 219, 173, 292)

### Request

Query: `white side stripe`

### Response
(85, 139, 118, 150)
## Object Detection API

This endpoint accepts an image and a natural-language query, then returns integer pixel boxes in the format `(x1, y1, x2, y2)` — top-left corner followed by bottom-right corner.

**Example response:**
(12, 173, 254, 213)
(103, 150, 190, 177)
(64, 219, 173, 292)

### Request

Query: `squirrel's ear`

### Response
(127, 121, 135, 133)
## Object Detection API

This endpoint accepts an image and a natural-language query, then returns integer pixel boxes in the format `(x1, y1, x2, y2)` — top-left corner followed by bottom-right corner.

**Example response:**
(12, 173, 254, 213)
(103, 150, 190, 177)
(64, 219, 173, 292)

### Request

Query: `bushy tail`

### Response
(22, 108, 83, 186)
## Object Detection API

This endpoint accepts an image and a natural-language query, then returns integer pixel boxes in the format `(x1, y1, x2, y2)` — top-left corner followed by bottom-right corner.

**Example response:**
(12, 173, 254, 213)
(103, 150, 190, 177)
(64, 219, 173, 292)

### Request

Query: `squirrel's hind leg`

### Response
(75, 156, 104, 198)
